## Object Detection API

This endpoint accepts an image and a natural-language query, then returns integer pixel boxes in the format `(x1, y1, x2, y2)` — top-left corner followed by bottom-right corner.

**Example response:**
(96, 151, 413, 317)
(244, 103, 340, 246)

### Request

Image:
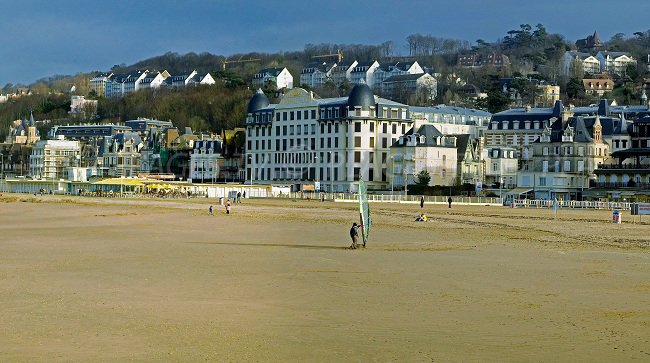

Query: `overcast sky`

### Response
(1, 0, 649, 86)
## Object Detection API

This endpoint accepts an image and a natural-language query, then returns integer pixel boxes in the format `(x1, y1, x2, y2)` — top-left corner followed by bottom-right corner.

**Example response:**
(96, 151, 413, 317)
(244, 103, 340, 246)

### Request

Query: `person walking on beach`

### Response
(209, 205, 213, 216)
(448, 196, 452, 208)
(349, 222, 360, 249)
(237, 192, 241, 203)
(420, 196, 425, 209)
(225, 199, 232, 214)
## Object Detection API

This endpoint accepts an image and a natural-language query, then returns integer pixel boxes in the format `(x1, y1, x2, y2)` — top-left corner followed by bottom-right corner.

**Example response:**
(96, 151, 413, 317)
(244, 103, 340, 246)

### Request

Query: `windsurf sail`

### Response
(358, 180, 371, 246)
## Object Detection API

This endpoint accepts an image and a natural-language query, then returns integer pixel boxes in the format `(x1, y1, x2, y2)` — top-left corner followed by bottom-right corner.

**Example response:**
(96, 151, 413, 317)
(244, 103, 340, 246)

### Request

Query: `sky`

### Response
(1, 0, 649, 86)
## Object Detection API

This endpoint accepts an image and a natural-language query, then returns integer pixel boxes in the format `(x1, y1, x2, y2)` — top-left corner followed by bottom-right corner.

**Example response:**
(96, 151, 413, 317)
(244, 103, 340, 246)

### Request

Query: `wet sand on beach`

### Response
(1, 194, 649, 361)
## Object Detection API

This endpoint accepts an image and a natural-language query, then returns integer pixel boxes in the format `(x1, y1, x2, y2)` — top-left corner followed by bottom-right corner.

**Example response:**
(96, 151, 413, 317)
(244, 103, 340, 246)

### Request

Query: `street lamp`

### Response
(390, 155, 394, 195)
(328, 151, 333, 194)
(404, 170, 408, 197)
(248, 154, 253, 185)
(314, 155, 319, 191)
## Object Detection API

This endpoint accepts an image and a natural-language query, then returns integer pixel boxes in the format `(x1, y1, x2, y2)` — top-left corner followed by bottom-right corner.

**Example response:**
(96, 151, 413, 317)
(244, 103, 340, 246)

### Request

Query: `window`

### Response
(542, 160, 549, 172)
(369, 122, 374, 132)
(283, 112, 287, 121)
(311, 110, 316, 119)
(543, 147, 549, 156)
(355, 122, 361, 132)
(382, 138, 388, 148)
(539, 177, 547, 186)
(354, 167, 360, 180)
(297, 125, 301, 135)
(369, 152, 374, 163)
(297, 111, 301, 120)
(354, 136, 361, 147)
(335, 123, 339, 133)
(369, 137, 375, 148)
(578, 160, 585, 172)
(392, 124, 397, 134)
(290, 111, 294, 120)
(354, 151, 361, 163)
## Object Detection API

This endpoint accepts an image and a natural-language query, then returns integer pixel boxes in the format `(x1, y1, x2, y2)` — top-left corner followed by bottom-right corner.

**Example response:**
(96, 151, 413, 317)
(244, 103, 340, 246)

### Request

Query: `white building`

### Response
(100, 133, 143, 177)
(389, 124, 458, 188)
(485, 146, 518, 189)
(252, 67, 293, 90)
(105, 71, 149, 97)
(350, 61, 380, 87)
(561, 51, 601, 76)
(244, 85, 412, 192)
(300, 62, 336, 88)
(189, 138, 223, 183)
(139, 70, 170, 89)
(596, 51, 637, 76)
(373, 61, 424, 91)
(188, 72, 216, 86)
(29, 140, 81, 179)
(329, 61, 358, 86)
(163, 71, 198, 88)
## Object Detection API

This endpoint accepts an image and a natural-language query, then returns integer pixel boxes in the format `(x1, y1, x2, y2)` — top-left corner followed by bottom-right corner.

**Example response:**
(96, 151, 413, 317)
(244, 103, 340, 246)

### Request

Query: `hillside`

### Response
(1, 25, 649, 140)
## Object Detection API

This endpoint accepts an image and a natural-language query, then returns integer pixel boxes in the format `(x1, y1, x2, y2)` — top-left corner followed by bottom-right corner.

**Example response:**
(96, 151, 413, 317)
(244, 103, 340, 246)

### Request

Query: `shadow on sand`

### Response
(186, 241, 353, 251)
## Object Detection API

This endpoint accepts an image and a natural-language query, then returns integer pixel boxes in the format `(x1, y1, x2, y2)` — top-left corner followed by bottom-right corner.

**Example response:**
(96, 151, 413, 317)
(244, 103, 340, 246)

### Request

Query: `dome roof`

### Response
(347, 83, 375, 110)
(247, 89, 270, 113)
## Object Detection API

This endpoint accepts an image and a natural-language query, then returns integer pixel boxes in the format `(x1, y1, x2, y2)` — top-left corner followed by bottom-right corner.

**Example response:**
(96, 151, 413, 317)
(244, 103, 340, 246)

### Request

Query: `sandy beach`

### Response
(1, 194, 649, 362)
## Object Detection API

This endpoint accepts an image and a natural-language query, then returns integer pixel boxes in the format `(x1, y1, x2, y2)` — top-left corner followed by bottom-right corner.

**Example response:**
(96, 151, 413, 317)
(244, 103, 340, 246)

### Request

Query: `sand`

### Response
(1, 194, 649, 362)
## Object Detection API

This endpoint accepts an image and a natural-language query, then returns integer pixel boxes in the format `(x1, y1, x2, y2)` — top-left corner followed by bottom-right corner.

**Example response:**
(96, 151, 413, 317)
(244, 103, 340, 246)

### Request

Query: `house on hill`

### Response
(252, 67, 293, 91)
(300, 62, 336, 88)
(575, 31, 602, 53)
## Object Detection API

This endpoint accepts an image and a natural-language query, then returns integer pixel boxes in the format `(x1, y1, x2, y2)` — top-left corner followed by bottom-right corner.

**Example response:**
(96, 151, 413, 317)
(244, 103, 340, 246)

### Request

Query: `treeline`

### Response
(95, 82, 251, 133)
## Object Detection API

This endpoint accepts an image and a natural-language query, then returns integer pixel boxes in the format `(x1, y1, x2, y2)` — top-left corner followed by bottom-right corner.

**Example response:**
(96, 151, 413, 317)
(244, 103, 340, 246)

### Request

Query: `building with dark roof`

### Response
(244, 85, 412, 191)
(299, 62, 337, 88)
(381, 73, 437, 102)
(372, 61, 424, 90)
(350, 61, 380, 87)
(457, 53, 510, 68)
(389, 124, 458, 187)
(591, 115, 650, 197)
(575, 31, 602, 53)
(252, 67, 293, 90)
(516, 114, 609, 200)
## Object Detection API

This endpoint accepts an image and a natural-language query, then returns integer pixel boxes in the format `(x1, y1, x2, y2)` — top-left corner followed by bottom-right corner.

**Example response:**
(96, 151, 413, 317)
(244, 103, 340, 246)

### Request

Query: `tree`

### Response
(415, 170, 431, 187)
(485, 90, 511, 113)
(566, 77, 585, 100)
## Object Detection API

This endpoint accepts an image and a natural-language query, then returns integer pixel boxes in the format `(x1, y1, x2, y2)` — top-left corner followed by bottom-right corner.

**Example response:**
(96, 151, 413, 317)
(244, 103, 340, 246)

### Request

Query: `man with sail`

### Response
(357, 180, 371, 248)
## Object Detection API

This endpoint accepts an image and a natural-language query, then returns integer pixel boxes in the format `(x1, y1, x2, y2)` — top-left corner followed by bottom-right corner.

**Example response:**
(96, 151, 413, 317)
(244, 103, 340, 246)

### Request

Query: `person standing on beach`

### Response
(209, 205, 213, 216)
(225, 199, 232, 214)
(420, 196, 425, 209)
(448, 196, 452, 208)
(237, 192, 241, 203)
(349, 222, 360, 249)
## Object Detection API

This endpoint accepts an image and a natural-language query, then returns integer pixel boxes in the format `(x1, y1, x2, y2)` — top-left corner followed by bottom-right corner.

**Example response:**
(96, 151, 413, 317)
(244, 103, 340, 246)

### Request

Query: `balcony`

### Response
(595, 182, 650, 189)
(595, 164, 650, 171)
